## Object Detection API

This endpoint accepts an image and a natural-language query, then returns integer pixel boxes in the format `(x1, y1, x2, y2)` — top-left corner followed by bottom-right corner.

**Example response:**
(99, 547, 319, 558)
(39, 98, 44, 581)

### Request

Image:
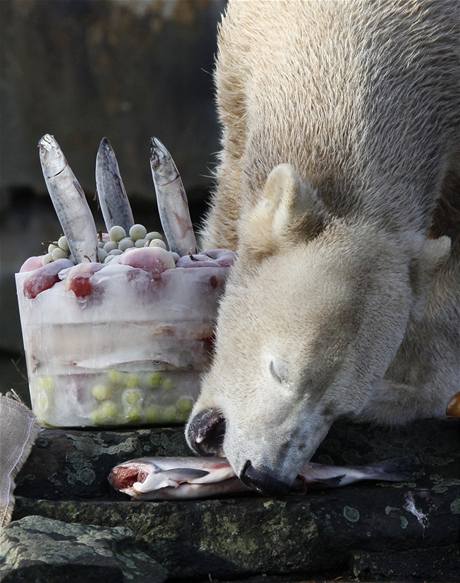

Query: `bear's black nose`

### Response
(240, 460, 291, 495)
(186, 408, 226, 456)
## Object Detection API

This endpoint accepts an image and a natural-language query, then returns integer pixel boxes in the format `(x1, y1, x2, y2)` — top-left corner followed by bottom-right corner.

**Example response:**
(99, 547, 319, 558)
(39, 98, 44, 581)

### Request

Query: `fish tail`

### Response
(359, 456, 420, 482)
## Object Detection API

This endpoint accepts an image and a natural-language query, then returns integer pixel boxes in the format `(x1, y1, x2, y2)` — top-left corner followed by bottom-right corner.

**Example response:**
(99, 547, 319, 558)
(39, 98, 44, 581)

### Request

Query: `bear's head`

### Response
(186, 164, 451, 493)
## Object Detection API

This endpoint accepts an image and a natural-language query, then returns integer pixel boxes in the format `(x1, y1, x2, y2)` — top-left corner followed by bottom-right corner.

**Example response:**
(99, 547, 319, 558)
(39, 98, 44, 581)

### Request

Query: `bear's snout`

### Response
(240, 460, 291, 495)
(186, 408, 225, 456)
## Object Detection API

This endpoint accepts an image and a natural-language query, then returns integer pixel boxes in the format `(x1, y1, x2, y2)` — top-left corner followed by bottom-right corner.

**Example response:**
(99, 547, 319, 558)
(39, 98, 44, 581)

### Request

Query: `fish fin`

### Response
(308, 475, 347, 488)
(359, 456, 420, 482)
(160, 468, 209, 482)
(189, 466, 235, 484)
(134, 477, 178, 493)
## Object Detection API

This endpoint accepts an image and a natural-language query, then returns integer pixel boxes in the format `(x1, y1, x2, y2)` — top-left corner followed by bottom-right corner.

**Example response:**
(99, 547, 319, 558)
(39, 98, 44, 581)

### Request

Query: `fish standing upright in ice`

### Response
(39, 134, 98, 263)
(150, 137, 197, 256)
(95, 137, 134, 232)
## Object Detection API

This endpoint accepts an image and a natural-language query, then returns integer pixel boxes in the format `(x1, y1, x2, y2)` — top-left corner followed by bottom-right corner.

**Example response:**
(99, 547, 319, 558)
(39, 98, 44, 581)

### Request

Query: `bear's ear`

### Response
(238, 164, 326, 263)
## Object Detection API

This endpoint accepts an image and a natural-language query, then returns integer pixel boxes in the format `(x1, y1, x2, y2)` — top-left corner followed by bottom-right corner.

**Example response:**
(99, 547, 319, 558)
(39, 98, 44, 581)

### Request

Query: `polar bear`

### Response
(186, 0, 460, 493)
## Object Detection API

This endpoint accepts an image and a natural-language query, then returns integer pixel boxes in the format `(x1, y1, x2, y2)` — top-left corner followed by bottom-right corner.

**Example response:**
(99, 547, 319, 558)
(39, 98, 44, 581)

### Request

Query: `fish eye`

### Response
(269, 358, 289, 384)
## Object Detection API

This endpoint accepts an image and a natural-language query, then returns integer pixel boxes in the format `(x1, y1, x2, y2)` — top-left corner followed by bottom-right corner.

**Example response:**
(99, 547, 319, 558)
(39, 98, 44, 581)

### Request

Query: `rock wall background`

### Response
(0, 0, 226, 397)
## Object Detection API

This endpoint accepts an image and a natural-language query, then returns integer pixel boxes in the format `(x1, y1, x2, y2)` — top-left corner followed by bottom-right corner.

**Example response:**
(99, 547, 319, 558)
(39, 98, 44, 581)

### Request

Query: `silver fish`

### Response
(39, 134, 98, 263)
(95, 137, 134, 232)
(149, 137, 197, 256)
(109, 456, 411, 500)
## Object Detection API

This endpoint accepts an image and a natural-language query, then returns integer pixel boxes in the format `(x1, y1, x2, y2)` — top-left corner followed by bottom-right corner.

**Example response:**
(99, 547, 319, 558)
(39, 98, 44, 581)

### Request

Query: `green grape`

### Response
(97, 248, 108, 263)
(176, 396, 194, 416)
(122, 388, 143, 405)
(109, 226, 126, 242)
(90, 410, 105, 425)
(147, 372, 163, 389)
(51, 247, 67, 261)
(33, 377, 55, 420)
(90, 400, 119, 425)
(35, 390, 50, 416)
(101, 400, 119, 417)
(118, 237, 134, 251)
(38, 376, 55, 391)
(149, 239, 167, 249)
(129, 224, 147, 241)
(42, 253, 53, 264)
(107, 370, 124, 386)
(108, 249, 123, 256)
(175, 409, 188, 422)
(134, 238, 147, 248)
(125, 406, 142, 424)
(160, 405, 177, 424)
(126, 374, 140, 388)
(48, 243, 58, 254)
(104, 241, 117, 253)
(58, 236, 69, 252)
(145, 231, 163, 241)
(91, 384, 112, 401)
(144, 405, 160, 424)
(162, 378, 174, 391)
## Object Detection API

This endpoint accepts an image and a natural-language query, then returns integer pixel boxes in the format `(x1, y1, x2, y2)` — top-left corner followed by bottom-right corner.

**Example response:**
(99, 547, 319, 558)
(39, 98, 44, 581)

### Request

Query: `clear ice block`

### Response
(16, 262, 229, 427)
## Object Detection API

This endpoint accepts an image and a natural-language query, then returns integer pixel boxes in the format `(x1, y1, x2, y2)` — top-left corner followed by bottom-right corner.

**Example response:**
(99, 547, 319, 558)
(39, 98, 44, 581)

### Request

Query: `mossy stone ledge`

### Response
(10, 419, 460, 581)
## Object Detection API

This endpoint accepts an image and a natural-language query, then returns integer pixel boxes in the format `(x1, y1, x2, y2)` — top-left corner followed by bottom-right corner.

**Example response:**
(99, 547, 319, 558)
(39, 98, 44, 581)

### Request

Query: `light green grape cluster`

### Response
(33, 376, 54, 416)
(41, 226, 167, 265)
(100, 225, 166, 264)
(42, 236, 72, 264)
(88, 369, 194, 426)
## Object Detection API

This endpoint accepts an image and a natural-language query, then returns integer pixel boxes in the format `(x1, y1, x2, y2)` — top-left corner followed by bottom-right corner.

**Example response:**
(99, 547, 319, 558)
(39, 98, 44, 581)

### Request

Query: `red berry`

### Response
(23, 259, 73, 299)
(65, 263, 103, 299)
(68, 276, 93, 298)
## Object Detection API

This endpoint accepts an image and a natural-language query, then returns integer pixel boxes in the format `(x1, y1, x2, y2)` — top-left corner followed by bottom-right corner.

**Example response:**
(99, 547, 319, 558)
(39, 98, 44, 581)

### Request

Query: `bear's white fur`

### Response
(188, 0, 460, 485)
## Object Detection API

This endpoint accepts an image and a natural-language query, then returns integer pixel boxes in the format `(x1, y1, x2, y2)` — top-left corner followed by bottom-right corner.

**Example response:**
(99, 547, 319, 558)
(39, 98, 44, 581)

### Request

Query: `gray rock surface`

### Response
(14, 480, 460, 580)
(0, 515, 167, 582)
(351, 545, 460, 582)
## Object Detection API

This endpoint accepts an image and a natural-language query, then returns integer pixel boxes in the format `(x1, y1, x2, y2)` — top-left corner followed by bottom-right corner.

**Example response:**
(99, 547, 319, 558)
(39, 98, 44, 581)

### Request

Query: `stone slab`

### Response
(13, 419, 460, 580)
(16, 419, 460, 500)
(14, 479, 460, 579)
(0, 515, 167, 583)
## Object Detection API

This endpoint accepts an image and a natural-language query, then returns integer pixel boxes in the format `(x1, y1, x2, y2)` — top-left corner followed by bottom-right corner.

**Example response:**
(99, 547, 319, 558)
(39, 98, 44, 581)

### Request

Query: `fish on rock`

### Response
(109, 456, 412, 499)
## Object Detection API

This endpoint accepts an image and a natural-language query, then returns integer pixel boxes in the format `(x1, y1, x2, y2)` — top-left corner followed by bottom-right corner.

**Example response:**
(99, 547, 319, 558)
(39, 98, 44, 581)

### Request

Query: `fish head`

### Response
(187, 164, 450, 492)
(38, 134, 67, 178)
(108, 460, 157, 495)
